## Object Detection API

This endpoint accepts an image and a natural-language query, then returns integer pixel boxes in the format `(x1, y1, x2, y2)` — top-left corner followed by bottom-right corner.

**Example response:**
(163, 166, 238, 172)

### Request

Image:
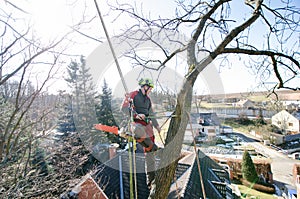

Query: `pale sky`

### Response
(4, 0, 298, 95)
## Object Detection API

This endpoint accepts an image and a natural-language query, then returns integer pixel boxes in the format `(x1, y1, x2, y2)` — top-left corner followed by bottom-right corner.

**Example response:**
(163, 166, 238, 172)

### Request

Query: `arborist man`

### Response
(121, 77, 161, 187)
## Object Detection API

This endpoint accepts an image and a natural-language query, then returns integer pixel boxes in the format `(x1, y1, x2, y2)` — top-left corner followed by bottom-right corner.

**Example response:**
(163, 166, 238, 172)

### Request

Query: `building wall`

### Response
(211, 157, 272, 183)
(199, 125, 220, 141)
(272, 110, 300, 134)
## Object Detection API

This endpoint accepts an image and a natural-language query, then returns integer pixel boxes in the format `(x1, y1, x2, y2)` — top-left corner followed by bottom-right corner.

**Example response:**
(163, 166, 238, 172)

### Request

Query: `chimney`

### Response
(108, 143, 118, 159)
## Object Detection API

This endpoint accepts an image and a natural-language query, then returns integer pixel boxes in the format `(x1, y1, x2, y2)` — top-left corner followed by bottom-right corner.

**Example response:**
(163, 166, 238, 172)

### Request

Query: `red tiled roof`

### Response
(78, 176, 108, 199)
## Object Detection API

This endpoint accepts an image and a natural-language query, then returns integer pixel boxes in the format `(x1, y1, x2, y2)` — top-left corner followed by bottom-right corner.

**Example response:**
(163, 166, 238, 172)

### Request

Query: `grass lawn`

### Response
(237, 184, 277, 199)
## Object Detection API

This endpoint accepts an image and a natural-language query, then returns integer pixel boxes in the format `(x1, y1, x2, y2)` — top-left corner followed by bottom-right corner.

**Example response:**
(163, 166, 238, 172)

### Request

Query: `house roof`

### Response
(91, 150, 193, 199)
(182, 150, 232, 199)
(97, 149, 234, 199)
(273, 109, 300, 121)
(92, 152, 149, 199)
(236, 99, 254, 106)
(292, 110, 300, 120)
(67, 149, 234, 199)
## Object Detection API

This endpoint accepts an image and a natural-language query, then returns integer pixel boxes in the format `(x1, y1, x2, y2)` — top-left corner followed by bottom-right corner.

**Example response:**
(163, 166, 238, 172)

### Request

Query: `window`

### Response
(289, 123, 293, 127)
(208, 129, 215, 133)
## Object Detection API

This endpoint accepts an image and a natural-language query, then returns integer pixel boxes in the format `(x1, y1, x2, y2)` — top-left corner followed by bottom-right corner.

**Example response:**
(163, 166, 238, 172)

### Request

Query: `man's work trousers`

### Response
(131, 123, 157, 152)
(131, 122, 157, 185)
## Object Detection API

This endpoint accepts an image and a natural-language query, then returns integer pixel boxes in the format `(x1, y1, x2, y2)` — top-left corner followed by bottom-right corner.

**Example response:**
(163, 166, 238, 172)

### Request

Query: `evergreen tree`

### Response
(56, 93, 76, 134)
(65, 56, 109, 153)
(55, 59, 81, 135)
(31, 145, 48, 176)
(65, 59, 80, 93)
(62, 56, 97, 130)
(96, 80, 116, 126)
(242, 150, 258, 183)
(95, 80, 121, 144)
(255, 107, 266, 126)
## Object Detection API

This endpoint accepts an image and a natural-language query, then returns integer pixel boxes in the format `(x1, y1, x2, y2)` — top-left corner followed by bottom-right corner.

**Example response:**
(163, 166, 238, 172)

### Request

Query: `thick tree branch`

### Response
(222, 47, 300, 90)
(192, 0, 231, 42)
(187, 0, 231, 69)
(222, 47, 300, 68)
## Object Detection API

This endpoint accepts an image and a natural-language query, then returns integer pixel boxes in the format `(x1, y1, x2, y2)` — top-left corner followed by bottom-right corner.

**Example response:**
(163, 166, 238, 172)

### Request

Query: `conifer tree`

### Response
(58, 56, 107, 148)
(96, 79, 121, 144)
(255, 107, 266, 126)
(62, 56, 97, 130)
(56, 93, 76, 134)
(242, 150, 258, 183)
(96, 80, 115, 125)
(56, 59, 80, 135)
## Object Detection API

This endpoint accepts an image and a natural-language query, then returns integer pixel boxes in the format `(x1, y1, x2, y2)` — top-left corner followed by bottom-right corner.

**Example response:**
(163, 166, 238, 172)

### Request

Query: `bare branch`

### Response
(222, 47, 300, 68)
(212, 1, 263, 57)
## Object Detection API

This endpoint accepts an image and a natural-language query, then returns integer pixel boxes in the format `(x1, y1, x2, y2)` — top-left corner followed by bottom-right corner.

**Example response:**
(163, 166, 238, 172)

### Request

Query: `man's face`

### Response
(144, 85, 152, 95)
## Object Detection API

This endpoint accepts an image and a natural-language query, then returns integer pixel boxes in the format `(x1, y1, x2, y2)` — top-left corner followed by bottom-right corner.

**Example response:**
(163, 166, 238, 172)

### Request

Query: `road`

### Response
(234, 132, 299, 189)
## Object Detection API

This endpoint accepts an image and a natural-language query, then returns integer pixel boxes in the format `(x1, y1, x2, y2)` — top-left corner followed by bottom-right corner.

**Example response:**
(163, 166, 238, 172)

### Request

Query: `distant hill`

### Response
(201, 90, 300, 102)
(271, 90, 300, 101)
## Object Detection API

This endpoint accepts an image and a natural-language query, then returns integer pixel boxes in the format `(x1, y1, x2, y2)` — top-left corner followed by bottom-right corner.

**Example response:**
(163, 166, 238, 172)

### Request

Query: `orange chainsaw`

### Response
(94, 124, 131, 138)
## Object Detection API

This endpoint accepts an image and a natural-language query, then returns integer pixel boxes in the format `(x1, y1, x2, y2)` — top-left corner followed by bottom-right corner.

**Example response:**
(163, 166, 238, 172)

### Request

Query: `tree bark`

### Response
(149, 79, 193, 199)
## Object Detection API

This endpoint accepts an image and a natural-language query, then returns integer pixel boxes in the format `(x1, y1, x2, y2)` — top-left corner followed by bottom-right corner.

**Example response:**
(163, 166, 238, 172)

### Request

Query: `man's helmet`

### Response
(138, 78, 154, 88)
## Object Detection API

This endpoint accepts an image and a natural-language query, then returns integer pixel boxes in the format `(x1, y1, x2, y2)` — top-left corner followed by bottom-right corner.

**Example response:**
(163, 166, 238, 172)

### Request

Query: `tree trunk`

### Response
(149, 43, 213, 198)
(149, 76, 195, 198)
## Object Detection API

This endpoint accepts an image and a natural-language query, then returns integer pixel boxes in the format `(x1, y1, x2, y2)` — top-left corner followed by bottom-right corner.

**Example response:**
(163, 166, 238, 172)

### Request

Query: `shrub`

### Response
(242, 150, 258, 183)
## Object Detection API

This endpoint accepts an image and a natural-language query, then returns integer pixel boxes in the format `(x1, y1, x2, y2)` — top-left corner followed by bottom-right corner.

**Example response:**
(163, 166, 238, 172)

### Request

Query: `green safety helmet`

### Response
(138, 78, 154, 88)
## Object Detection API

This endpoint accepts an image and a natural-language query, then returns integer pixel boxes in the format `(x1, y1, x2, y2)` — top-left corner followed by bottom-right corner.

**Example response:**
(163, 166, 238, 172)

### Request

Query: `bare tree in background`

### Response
(0, 1, 97, 197)
(0, 3, 66, 197)
(0, 0, 60, 164)
(104, 0, 300, 198)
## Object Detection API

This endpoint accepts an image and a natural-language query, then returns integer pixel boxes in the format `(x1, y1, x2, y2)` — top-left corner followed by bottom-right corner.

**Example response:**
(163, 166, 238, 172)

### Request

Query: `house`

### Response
(189, 112, 220, 141)
(64, 149, 238, 199)
(233, 99, 254, 109)
(93, 152, 150, 199)
(272, 110, 300, 134)
(220, 125, 233, 134)
(282, 100, 300, 110)
(224, 97, 239, 103)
